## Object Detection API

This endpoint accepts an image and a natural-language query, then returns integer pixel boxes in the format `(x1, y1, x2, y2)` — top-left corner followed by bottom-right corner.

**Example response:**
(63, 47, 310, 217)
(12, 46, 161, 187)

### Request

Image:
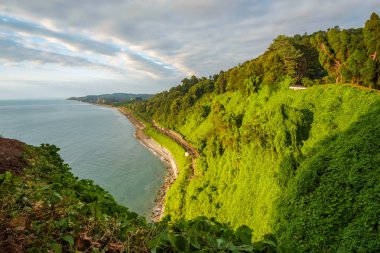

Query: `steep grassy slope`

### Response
(129, 83, 380, 252)
(275, 99, 380, 252)
(125, 13, 380, 251)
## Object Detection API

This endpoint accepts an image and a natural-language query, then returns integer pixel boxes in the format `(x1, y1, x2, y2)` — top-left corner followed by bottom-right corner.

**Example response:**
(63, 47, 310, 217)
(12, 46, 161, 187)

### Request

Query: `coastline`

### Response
(116, 107, 178, 222)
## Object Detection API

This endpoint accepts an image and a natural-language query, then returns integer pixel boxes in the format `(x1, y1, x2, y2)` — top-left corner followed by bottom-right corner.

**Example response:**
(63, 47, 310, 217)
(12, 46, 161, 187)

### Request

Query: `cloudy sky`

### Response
(0, 1, 379, 99)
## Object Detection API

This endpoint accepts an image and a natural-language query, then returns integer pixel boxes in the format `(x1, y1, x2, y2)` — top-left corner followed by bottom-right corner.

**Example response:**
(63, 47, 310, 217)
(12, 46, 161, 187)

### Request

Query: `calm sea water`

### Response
(0, 99, 166, 218)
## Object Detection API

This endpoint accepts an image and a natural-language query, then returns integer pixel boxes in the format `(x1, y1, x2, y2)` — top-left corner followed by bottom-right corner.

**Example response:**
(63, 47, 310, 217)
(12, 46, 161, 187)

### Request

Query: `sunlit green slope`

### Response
(126, 13, 380, 252)
(130, 80, 380, 252)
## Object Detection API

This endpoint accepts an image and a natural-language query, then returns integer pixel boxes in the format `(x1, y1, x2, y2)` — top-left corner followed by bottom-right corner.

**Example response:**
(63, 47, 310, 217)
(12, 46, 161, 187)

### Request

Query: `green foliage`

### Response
(129, 79, 380, 253)
(0, 170, 13, 185)
(126, 18, 380, 248)
(264, 35, 304, 83)
(126, 15, 380, 247)
(310, 13, 380, 88)
(0, 143, 149, 252)
(275, 100, 380, 252)
(1, 140, 283, 252)
(364, 13, 380, 60)
(151, 217, 283, 252)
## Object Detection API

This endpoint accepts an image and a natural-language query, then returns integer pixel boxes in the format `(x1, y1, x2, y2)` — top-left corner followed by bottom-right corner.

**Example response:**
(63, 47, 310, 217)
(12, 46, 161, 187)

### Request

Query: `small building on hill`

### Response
(289, 85, 307, 90)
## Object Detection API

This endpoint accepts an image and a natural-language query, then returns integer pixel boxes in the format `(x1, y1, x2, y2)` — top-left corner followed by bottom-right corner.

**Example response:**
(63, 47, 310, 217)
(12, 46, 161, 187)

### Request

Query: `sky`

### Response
(0, 1, 379, 99)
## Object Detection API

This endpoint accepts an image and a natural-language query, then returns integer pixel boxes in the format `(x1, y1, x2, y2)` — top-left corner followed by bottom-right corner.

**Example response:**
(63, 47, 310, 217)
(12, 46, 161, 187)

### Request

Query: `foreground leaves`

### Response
(0, 142, 285, 252)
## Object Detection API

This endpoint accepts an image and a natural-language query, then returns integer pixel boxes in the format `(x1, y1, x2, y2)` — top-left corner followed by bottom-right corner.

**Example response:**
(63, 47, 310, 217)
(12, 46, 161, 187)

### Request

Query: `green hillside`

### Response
(126, 13, 380, 252)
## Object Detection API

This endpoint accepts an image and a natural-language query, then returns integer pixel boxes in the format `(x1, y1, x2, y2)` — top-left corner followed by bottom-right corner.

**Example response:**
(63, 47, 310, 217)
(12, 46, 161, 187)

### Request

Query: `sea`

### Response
(0, 99, 167, 218)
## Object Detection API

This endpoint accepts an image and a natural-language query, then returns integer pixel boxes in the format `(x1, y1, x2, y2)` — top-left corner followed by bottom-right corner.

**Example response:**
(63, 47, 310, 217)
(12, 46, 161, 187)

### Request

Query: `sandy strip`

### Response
(116, 108, 178, 222)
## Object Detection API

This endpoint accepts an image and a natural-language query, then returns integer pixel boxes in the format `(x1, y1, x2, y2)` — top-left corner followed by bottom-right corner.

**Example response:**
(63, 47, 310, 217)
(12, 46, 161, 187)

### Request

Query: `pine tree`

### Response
(364, 12, 380, 61)
(363, 12, 380, 87)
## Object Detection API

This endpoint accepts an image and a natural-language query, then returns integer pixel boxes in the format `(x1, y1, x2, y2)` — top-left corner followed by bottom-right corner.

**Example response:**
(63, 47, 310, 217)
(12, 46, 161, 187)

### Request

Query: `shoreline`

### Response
(116, 107, 178, 222)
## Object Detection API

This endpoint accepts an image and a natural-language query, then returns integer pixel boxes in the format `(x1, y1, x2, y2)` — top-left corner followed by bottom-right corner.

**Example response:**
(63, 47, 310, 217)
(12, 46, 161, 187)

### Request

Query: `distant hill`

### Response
(67, 93, 154, 105)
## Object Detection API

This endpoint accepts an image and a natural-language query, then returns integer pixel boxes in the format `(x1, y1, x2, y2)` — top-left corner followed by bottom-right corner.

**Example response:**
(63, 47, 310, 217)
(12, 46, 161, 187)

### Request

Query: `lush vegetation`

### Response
(275, 96, 380, 252)
(0, 140, 283, 252)
(127, 13, 380, 252)
(67, 93, 153, 105)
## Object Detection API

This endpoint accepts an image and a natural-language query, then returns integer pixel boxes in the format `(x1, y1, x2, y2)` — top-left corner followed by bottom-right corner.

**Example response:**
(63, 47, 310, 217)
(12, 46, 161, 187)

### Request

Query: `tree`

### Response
(347, 49, 367, 84)
(268, 36, 304, 82)
(363, 12, 380, 87)
(364, 12, 380, 61)
(244, 75, 261, 94)
(214, 71, 227, 94)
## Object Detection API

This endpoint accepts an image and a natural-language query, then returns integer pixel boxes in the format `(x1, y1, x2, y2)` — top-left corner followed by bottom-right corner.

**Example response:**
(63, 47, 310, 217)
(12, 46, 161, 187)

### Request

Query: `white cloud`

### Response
(0, 0, 379, 98)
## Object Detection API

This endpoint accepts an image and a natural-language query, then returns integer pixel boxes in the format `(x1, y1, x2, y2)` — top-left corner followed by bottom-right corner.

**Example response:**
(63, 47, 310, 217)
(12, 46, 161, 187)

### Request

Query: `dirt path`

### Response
(151, 121, 199, 178)
(152, 121, 200, 158)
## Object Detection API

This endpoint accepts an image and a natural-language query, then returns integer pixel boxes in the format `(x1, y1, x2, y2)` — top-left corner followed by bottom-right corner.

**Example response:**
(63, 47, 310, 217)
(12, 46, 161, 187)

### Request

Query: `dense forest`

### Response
(126, 13, 380, 252)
